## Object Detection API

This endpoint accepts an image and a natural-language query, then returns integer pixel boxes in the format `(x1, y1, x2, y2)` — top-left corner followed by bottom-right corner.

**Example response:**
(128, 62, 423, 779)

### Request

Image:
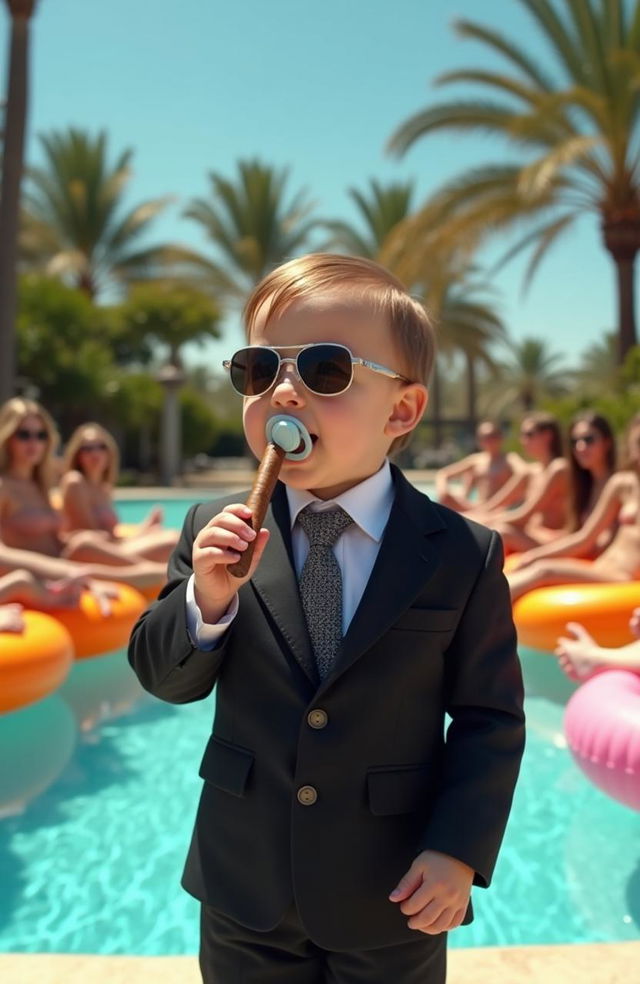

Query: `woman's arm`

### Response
(435, 455, 477, 498)
(491, 459, 567, 527)
(514, 472, 625, 566)
(470, 468, 530, 517)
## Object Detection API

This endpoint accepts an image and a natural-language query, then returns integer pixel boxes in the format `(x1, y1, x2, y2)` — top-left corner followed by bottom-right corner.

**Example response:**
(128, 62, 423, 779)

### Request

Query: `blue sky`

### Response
(1, 0, 618, 370)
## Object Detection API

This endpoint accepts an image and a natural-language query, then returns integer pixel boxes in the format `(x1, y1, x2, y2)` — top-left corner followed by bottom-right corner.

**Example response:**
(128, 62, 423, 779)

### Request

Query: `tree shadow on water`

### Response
(626, 855, 640, 930)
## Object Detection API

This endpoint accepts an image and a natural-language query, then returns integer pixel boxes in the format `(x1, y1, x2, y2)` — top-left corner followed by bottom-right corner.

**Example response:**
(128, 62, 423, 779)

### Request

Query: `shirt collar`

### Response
(286, 460, 394, 543)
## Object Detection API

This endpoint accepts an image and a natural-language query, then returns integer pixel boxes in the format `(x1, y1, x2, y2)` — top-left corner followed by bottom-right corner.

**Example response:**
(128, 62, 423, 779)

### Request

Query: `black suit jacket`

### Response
(128, 466, 525, 950)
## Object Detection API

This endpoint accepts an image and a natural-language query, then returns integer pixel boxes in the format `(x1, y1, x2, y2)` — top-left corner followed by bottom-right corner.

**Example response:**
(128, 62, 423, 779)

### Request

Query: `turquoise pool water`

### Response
(0, 495, 638, 954)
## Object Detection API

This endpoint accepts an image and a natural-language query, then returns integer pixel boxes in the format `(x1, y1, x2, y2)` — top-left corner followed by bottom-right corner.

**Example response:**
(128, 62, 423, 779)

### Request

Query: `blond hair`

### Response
(63, 423, 119, 486)
(0, 397, 59, 494)
(243, 253, 435, 453)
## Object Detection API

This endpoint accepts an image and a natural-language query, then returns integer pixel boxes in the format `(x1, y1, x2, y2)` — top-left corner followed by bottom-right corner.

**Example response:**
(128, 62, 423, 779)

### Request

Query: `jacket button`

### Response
(297, 785, 318, 806)
(307, 708, 328, 729)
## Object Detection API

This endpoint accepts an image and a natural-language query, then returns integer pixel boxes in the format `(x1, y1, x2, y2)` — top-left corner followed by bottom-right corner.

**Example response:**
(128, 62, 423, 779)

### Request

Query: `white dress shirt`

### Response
(186, 460, 395, 649)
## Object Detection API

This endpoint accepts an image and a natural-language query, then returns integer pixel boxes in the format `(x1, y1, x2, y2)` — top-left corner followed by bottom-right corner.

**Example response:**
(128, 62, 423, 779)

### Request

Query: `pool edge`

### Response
(1, 941, 638, 983)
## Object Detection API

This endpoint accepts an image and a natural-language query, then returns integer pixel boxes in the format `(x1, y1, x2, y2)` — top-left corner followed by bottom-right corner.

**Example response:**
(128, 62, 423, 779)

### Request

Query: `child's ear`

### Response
(385, 384, 428, 438)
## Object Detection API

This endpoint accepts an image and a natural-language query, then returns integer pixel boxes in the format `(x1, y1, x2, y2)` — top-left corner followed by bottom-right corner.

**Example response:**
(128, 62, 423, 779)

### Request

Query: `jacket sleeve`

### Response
(127, 503, 232, 704)
(418, 529, 525, 888)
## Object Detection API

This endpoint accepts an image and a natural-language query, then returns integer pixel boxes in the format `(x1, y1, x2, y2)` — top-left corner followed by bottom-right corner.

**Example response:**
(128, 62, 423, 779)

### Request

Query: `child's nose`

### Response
(270, 365, 306, 407)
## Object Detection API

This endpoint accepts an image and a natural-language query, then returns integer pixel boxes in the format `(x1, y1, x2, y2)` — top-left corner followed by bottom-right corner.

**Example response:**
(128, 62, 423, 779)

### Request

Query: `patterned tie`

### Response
(297, 505, 354, 680)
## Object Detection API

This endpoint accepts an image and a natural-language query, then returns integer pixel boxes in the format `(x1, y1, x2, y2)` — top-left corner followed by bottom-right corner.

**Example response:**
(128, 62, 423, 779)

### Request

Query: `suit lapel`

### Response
(323, 467, 447, 688)
(249, 483, 318, 684)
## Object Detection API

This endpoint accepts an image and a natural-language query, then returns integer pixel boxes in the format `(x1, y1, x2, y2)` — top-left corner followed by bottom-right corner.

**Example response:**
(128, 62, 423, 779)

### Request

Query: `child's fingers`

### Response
(203, 503, 254, 530)
(412, 905, 462, 935)
(247, 529, 270, 576)
(398, 880, 436, 916)
(196, 511, 257, 553)
(407, 898, 445, 930)
(389, 866, 422, 903)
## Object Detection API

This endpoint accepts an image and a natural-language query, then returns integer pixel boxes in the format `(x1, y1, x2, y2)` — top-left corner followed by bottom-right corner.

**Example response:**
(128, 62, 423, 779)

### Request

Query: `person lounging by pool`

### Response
(435, 419, 527, 513)
(61, 422, 178, 563)
(508, 414, 640, 602)
(0, 398, 167, 587)
(470, 412, 569, 552)
(563, 411, 617, 555)
(556, 607, 640, 681)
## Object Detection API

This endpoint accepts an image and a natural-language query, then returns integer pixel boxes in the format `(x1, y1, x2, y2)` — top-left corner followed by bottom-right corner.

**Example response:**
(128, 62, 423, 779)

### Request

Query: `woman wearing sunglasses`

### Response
(566, 411, 616, 548)
(508, 414, 640, 601)
(0, 398, 167, 590)
(61, 423, 178, 562)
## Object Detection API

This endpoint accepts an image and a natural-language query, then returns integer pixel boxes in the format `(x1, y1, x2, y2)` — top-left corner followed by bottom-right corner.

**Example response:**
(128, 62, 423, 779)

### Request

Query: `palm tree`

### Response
(575, 329, 619, 392)
(488, 336, 571, 413)
(389, 0, 640, 363)
(440, 285, 507, 428)
(0, 0, 37, 403)
(21, 128, 172, 298)
(118, 282, 222, 369)
(183, 158, 321, 299)
(324, 179, 414, 258)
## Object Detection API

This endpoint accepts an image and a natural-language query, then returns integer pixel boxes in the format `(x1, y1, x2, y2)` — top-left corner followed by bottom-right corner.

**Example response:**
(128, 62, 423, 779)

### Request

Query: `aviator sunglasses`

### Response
(223, 343, 412, 398)
(14, 428, 48, 442)
(78, 442, 109, 453)
(570, 433, 598, 448)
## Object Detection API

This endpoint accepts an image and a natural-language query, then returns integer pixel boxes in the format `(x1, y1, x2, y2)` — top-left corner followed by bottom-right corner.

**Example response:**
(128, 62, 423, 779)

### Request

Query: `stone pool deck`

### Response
(1, 943, 639, 983)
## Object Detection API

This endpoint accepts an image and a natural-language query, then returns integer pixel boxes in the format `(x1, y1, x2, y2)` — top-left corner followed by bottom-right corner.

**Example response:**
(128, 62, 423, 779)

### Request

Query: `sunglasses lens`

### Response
(230, 348, 280, 396)
(298, 344, 352, 395)
(15, 429, 47, 441)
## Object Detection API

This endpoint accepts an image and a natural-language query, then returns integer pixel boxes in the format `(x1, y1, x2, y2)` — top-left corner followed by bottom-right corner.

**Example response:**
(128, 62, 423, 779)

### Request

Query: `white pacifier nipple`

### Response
(266, 415, 312, 460)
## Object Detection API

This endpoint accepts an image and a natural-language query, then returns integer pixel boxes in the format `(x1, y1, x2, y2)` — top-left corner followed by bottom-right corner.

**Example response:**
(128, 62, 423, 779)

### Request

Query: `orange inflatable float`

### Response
(0, 611, 74, 713)
(52, 583, 146, 660)
(513, 582, 640, 652)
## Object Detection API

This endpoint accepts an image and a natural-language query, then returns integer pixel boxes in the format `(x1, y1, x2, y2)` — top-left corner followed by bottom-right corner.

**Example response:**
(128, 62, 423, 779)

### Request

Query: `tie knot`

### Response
(297, 505, 354, 548)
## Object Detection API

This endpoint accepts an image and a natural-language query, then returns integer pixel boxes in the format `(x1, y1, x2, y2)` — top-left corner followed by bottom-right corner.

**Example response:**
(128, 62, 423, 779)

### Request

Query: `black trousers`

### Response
(199, 903, 447, 984)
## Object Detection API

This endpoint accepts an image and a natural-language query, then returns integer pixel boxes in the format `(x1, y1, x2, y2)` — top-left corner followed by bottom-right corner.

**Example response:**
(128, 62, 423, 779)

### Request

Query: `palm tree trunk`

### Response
(0, 1, 37, 403)
(464, 352, 477, 435)
(602, 214, 640, 364)
(611, 253, 637, 363)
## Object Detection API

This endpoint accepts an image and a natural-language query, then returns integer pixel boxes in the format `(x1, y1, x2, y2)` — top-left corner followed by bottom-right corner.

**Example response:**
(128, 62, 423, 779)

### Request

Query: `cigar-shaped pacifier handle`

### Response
(227, 416, 312, 578)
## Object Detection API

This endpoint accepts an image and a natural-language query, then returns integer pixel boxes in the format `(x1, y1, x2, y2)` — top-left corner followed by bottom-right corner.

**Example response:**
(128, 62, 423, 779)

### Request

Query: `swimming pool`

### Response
(0, 494, 638, 954)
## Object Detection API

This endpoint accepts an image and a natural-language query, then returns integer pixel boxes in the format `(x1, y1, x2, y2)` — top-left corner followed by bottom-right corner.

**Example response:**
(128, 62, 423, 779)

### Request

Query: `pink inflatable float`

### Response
(564, 670, 640, 811)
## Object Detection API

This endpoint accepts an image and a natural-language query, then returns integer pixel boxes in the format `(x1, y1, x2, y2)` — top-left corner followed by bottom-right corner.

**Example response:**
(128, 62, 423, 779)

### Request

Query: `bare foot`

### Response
(0, 603, 25, 633)
(555, 622, 606, 681)
(138, 506, 164, 532)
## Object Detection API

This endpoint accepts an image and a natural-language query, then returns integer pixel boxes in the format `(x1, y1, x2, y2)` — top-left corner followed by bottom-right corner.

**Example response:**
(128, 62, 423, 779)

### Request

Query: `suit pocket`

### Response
(367, 764, 431, 816)
(199, 734, 254, 797)
(392, 608, 458, 633)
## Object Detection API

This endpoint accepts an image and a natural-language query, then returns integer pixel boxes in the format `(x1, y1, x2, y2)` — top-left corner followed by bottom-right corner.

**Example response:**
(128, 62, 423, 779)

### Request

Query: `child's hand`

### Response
(389, 850, 473, 934)
(193, 503, 270, 623)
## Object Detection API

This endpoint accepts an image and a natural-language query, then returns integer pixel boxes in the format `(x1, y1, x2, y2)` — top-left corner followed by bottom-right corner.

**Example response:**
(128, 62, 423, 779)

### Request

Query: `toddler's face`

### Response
(241, 292, 426, 499)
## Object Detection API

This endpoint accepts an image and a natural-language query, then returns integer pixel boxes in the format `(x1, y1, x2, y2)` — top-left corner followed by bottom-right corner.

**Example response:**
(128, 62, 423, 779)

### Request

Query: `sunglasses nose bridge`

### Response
(270, 355, 306, 401)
